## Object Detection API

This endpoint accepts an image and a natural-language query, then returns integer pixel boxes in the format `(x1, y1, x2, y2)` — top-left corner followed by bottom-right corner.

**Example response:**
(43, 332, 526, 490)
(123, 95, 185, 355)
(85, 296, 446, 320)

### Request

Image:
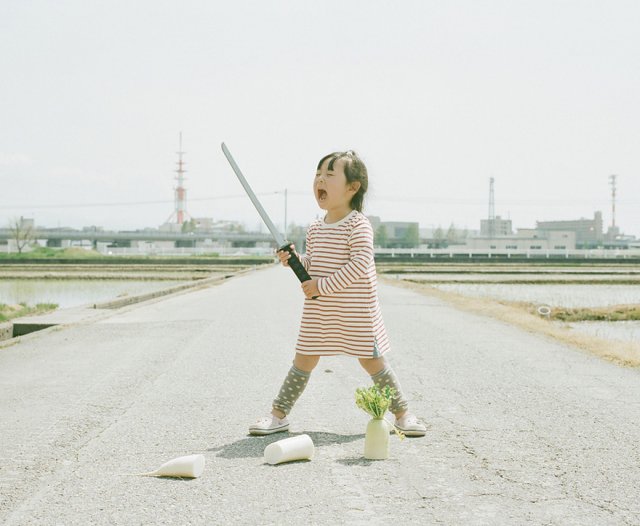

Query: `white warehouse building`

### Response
(465, 229, 576, 251)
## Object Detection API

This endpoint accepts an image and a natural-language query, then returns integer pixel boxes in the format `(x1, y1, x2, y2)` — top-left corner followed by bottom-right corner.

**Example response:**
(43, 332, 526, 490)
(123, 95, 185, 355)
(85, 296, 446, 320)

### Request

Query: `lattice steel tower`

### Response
(166, 132, 190, 225)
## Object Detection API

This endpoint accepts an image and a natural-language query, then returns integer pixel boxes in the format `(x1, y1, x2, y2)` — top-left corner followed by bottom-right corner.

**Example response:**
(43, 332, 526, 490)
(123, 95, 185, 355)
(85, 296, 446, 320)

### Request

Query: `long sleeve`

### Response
(299, 224, 314, 271)
(316, 220, 374, 295)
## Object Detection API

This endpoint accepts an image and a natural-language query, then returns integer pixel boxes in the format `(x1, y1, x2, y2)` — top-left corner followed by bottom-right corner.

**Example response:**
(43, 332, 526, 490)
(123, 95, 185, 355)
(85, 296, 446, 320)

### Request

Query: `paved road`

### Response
(1, 266, 639, 525)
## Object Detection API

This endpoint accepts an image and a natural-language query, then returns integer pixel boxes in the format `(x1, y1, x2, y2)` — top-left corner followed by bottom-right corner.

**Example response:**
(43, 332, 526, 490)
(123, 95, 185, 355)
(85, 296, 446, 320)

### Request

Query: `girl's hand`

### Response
(302, 278, 320, 299)
(276, 244, 296, 267)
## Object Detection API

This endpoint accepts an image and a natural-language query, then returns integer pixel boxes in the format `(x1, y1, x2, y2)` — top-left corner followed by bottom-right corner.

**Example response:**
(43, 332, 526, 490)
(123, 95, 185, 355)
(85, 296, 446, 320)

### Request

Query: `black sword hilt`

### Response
(279, 243, 318, 299)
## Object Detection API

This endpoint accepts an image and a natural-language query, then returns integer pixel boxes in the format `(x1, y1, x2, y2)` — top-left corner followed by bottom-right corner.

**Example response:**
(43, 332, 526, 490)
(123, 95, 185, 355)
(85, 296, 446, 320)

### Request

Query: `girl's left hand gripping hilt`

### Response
(280, 243, 318, 299)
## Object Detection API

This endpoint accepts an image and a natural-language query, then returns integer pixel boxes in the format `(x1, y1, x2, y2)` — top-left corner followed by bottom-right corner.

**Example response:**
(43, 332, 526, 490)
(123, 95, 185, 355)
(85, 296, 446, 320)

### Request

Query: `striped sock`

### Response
(272, 365, 311, 416)
(370, 366, 409, 414)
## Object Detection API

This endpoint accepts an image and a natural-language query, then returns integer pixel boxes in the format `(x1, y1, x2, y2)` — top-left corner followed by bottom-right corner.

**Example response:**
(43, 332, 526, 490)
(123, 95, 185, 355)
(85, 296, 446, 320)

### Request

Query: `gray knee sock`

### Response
(370, 367, 409, 414)
(273, 365, 311, 416)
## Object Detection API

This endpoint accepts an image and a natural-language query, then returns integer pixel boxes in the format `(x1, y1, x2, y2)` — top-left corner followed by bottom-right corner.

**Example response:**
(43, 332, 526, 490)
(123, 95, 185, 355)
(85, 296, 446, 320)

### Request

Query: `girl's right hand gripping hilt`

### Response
(280, 243, 318, 299)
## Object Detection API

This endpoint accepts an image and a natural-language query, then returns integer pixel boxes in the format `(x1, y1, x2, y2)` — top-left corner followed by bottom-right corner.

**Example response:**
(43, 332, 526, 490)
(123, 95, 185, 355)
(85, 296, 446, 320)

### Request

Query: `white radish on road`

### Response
(137, 454, 205, 478)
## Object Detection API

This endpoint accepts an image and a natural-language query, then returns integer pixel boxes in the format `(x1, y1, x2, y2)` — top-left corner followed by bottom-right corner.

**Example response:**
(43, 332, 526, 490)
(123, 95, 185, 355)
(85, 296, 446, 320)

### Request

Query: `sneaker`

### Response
(249, 415, 289, 436)
(394, 413, 426, 437)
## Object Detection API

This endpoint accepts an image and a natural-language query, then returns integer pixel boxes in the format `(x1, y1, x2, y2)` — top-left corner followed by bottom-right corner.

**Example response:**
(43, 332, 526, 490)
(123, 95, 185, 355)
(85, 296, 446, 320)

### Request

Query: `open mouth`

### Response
(317, 189, 327, 201)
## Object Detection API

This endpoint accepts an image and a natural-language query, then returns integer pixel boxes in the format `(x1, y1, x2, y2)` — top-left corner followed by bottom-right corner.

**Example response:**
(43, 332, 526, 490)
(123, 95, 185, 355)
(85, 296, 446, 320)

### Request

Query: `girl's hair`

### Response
(316, 150, 368, 212)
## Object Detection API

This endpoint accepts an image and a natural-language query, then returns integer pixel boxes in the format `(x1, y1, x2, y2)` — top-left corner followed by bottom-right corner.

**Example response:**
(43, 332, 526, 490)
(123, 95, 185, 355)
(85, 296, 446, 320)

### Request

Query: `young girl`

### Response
(249, 150, 426, 437)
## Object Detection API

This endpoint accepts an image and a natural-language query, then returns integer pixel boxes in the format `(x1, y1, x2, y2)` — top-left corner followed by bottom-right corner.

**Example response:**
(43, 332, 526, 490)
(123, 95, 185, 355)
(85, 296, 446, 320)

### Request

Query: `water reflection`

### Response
(0, 280, 188, 309)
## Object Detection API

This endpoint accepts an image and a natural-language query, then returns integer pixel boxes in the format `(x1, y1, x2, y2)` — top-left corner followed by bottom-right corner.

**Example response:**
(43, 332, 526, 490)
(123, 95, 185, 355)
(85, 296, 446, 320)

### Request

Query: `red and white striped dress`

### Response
(296, 209, 391, 357)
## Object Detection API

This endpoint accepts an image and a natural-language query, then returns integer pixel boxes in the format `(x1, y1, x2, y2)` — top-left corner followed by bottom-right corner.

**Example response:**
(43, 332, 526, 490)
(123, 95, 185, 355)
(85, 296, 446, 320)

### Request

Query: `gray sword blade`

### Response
(221, 143, 286, 247)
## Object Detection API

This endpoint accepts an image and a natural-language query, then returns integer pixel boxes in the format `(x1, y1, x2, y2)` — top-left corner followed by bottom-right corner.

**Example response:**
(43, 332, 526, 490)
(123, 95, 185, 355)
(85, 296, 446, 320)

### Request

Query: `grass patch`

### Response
(0, 302, 58, 322)
(549, 305, 640, 322)
(383, 277, 640, 368)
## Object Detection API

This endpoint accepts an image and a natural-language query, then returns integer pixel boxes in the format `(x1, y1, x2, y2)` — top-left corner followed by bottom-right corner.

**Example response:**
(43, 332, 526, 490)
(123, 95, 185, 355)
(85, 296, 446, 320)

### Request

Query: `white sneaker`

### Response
(394, 413, 426, 437)
(249, 415, 290, 436)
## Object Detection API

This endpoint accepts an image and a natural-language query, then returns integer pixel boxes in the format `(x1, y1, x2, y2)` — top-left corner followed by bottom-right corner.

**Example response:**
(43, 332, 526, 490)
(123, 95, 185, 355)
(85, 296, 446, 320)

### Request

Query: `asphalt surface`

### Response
(1, 266, 639, 525)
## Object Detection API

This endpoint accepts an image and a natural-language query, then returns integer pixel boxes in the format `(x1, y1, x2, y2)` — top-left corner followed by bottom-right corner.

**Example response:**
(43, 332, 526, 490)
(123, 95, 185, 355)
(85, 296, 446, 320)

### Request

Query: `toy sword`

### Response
(221, 143, 316, 295)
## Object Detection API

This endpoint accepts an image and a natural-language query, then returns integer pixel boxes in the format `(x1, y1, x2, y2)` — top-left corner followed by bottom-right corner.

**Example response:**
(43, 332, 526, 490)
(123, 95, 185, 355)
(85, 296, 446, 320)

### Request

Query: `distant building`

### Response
(158, 222, 183, 233)
(602, 225, 634, 249)
(605, 225, 620, 241)
(536, 211, 603, 249)
(368, 215, 381, 231)
(604, 228, 637, 249)
(2, 217, 36, 252)
(419, 226, 472, 248)
(466, 229, 576, 251)
(20, 217, 35, 229)
(368, 217, 420, 248)
(467, 210, 576, 251)
(383, 222, 419, 241)
(193, 217, 215, 231)
(480, 216, 513, 236)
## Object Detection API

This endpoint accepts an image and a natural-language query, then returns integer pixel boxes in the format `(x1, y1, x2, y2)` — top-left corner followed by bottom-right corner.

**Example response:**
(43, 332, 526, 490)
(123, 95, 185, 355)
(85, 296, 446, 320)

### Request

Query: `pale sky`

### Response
(1, 0, 638, 236)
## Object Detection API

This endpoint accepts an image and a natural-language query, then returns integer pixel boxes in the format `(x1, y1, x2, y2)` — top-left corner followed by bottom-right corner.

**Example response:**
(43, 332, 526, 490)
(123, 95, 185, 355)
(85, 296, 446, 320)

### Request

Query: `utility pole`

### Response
(609, 174, 617, 229)
(273, 189, 289, 239)
(488, 177, 495, 238)
(284, 188, 288, 240)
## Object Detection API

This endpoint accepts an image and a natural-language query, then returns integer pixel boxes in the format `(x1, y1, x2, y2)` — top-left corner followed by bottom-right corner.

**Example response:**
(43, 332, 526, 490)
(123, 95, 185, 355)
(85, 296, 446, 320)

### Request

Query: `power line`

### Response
(0, 192, 284, 210)
(1, 192, 636, 211)
(369, 196, 638, 205)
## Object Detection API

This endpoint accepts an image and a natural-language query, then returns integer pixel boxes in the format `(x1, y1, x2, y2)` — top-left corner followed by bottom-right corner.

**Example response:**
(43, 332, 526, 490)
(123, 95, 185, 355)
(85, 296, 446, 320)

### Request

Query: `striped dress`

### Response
(295, 209, 391, 357)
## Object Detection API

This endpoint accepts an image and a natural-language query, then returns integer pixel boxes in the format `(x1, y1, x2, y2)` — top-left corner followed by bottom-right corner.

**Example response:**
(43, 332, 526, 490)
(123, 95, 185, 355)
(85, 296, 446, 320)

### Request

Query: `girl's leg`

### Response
(271, 354, 320, 419)
(358, 357, 409, 419)
(293, 353, 321, 372)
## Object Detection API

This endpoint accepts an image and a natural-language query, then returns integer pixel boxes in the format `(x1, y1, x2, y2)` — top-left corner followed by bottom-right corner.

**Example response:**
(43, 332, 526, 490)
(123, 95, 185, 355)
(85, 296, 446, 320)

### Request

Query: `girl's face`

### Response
(314, 158, 360, 212)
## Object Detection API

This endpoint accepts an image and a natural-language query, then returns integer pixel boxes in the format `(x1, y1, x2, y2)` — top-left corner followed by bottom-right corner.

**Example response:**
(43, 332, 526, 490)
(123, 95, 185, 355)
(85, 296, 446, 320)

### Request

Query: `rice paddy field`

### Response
(380, 263, 640, 366)
(0, 257, 269, 313)
(423, 283, 640, 308)
(0, 279, 192, 310)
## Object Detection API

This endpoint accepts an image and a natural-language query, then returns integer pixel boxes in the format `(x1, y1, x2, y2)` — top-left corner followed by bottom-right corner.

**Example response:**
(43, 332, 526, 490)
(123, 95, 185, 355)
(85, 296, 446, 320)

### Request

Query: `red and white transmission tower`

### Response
(166, 132, 191, 225)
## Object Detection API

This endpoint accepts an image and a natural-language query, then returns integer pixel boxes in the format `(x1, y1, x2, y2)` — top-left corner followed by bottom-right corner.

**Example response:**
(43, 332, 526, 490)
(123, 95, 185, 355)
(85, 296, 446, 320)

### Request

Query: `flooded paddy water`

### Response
(0, 260, 255, 311)
(0, 258, 270, 339)
(0, 279, 191, 309)
(383, 264, 640, 348)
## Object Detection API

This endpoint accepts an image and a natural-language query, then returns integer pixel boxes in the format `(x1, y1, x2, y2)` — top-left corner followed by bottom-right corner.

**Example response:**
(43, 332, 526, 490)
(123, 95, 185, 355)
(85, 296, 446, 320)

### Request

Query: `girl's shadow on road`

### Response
(208, 431, 364, 459)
